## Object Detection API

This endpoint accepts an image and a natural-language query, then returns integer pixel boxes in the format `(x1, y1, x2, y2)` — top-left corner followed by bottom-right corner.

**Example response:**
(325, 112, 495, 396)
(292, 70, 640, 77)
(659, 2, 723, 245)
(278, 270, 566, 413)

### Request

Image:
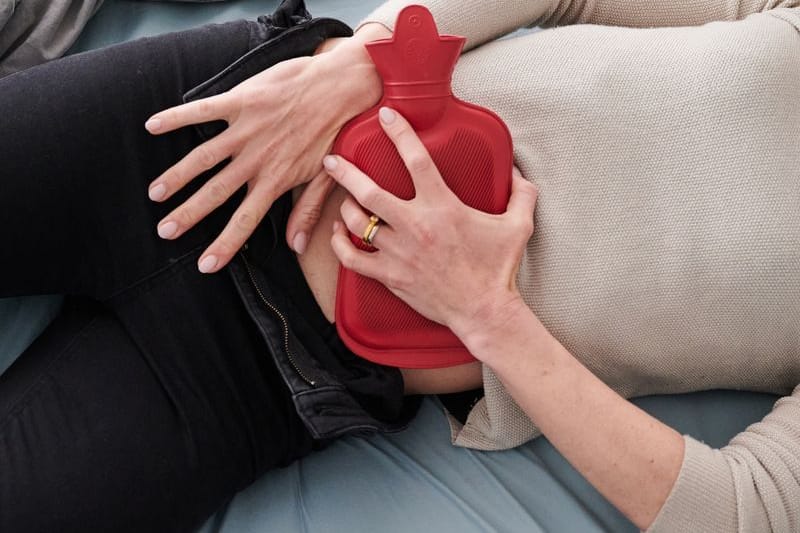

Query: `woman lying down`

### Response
(0, 0, 798, 531)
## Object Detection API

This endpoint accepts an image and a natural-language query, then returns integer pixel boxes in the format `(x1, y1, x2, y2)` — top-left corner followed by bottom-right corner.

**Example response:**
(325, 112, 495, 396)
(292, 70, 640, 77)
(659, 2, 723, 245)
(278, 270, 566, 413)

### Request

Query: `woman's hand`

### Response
(325, 107, 539, 344)
(144, 24, 390, 273)
(325, 109, 684, 531)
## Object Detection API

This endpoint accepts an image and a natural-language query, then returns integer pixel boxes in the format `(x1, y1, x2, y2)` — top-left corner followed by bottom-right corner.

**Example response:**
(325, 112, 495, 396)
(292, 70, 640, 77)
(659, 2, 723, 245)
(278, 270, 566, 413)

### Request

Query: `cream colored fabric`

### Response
(361, 1, 800, 530)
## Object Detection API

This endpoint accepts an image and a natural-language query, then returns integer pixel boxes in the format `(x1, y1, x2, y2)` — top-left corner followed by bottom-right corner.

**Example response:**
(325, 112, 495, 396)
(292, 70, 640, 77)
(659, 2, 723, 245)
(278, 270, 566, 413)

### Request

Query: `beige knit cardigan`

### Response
(360, 1, 800, 531)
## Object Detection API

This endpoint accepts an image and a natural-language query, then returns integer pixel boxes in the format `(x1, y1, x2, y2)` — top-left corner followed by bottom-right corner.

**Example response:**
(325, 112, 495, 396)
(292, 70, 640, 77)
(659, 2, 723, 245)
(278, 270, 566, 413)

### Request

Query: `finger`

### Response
(377, 107, 448, 198)
(340, 196, 396, 250)
(330, 220, 386, 282)
(145, 93, 233, 135)
(148, 130, 241, 203)
(322, 155, 403, 225)
(197, 189, 272, 273)
(156, 157, 254, 240)
(286, 169, 335, 254)
(505, 167, 539, 219)
(504, 168, 538, 239)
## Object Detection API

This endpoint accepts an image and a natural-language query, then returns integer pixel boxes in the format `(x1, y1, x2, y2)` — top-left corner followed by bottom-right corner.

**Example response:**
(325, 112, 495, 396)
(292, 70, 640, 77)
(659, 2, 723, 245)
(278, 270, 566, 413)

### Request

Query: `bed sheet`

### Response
(0, 1, 779, 531)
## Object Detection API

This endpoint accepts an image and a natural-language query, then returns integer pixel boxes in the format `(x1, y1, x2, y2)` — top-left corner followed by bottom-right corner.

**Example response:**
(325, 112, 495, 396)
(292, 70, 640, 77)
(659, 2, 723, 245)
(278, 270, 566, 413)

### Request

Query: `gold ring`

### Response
(362, 215, 381, 246)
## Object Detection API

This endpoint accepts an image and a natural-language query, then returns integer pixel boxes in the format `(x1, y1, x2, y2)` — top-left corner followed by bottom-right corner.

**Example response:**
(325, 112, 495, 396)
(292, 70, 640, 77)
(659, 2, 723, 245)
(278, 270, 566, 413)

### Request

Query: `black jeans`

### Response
(0, 10, 372, 533)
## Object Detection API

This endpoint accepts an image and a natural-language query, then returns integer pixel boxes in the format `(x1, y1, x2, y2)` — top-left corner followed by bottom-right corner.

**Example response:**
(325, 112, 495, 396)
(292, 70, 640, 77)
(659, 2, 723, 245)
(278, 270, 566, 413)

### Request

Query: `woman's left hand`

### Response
(324, 107, 539, 342)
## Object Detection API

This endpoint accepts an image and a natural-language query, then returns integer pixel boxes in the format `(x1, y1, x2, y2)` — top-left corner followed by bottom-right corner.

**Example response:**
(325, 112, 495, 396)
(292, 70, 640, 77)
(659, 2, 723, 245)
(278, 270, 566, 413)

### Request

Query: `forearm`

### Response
(555, 0, 800, 28)
(358, 0, 800, 52)
(548, 0, 800, 27)
(357, 0, 555, 51)
(459, 301, 684, 530)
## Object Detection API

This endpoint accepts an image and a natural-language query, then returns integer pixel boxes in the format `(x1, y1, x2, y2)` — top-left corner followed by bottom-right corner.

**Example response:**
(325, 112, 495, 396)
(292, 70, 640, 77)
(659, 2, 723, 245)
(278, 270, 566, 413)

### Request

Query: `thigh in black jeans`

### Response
(0, 10, 346, 533)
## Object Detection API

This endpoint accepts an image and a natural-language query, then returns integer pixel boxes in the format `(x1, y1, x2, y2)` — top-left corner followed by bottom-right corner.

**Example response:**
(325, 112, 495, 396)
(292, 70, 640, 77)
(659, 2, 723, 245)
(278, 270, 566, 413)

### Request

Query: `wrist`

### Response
(314, 22, 392, 54)
(452, 293, 547, 364)
(313, 23, 391, 113)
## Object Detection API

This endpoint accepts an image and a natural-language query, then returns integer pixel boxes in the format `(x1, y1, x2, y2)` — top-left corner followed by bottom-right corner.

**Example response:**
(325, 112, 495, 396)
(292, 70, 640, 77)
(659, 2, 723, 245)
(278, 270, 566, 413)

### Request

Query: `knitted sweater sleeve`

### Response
(361, 1, 800, 531)
(359, 0, 800, 51)
(648, 386, 800, 532)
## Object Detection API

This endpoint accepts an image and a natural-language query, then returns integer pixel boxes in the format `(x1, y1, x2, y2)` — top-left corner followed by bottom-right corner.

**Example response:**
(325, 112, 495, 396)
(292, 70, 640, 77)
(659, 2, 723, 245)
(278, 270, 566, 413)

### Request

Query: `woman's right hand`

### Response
(145, 23, 391, 273)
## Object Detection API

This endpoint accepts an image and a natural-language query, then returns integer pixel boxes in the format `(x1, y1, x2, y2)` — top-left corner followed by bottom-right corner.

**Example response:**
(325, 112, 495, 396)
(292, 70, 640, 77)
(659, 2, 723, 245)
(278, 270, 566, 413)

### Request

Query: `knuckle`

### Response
(175, 208, 196, 228)
(234, 210, 260, 232)
(195, 146, 217, 170)
(254, 142, 280, 170)
(340, 249, 359, 271)
(254, 148, 270, 169)
(419, 227, 436, 247)
(213, 238, 237, 258)
(514, 215, 535, 238)
(338, 200, 350, 220)
(360, 186, 382, 209)
(342, 207, 360, 229)
(258, 181, 280, 204)
(410, 222, 436, 248)
(523, 180, 539, 197)
(197, 99, 215, 119)
(207, 180, 230, 204)
(395, 126, 414, 143)
(523, 218, 535, 237)
(520, 180, 539, 200)
(407, 153, 432, 175)
(166, 108, 181, 125)
(163, 168, 183, 187)
(268, 156, 291, 178)
(300, 204, 322, 224)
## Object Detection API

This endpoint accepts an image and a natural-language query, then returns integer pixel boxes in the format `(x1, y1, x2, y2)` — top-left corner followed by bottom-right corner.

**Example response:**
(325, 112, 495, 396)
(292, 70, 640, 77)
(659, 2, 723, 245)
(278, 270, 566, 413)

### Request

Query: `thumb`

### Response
(506, 166, 538, 219)
(286, 169, 336, 254)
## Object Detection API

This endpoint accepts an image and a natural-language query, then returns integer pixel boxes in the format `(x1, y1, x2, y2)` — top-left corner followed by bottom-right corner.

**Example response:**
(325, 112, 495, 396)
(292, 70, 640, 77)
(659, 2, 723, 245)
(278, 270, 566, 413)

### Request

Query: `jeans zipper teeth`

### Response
(240, 252, 316, 387)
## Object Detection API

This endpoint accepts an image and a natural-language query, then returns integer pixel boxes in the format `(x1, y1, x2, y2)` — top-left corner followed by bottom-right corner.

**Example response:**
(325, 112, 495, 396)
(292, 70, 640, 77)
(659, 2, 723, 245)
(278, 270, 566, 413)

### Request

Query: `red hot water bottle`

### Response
(333, 5, 513, 369)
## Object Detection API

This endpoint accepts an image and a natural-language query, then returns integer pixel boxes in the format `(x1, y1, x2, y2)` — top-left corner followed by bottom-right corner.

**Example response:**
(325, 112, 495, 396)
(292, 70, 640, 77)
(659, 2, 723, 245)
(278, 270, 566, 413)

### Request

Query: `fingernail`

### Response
(145, 118, 162, 133)
(292, 232, 308, 255)
(149, 183, 167, 201)
(333, 220, 341, 232)
(198, 255, 218, 274)
(323, 155, 338, 172)
(379, 107, 396, 124)
(157, 221, 178, 239)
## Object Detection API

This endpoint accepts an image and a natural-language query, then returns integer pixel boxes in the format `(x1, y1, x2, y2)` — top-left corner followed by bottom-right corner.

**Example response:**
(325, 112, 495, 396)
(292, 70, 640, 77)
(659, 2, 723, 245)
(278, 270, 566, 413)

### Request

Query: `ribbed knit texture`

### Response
(361, 1, 800, 530)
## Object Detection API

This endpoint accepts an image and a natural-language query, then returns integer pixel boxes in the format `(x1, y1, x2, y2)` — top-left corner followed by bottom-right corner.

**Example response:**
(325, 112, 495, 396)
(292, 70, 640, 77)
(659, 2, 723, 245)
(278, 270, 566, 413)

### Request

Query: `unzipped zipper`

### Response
(240, 251, 316, 387)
